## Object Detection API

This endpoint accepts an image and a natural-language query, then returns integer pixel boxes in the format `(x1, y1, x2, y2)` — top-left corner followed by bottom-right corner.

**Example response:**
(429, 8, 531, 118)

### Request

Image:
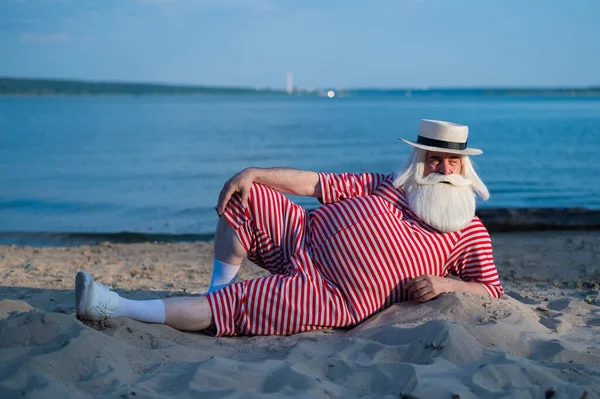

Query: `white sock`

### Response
(109, 298, 166, 324)
(208, 259, 240, 293)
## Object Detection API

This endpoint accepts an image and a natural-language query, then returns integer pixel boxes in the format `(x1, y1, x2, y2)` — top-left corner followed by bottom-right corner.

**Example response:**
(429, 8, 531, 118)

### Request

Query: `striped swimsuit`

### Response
(206, 172, 503, 336)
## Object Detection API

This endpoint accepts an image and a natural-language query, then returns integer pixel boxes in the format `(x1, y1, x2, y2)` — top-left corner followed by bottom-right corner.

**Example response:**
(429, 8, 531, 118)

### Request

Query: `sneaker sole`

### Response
(75, 271, 91, 320)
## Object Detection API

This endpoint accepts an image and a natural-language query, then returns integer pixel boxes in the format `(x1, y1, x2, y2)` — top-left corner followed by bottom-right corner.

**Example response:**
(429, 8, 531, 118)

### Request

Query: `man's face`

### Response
(423, 151, 462, 177)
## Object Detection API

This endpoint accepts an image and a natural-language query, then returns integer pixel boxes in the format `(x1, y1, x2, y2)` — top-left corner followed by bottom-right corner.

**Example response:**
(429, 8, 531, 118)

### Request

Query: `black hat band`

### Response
(417, 135, 467, 150)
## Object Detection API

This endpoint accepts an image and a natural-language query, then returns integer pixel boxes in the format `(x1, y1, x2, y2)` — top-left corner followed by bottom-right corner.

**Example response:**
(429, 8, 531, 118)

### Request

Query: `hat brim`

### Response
(398, 138, 483, 156)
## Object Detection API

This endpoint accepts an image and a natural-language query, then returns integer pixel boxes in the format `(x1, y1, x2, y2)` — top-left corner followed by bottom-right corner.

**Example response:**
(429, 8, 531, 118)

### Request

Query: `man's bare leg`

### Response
(163, 296, 213, 331)
(207, 217, 247, 293)
(75, 271, 213, 331)
(214, 216, 246, 264)
(76, 218, 245, 327)
(123, 218, 245, 327)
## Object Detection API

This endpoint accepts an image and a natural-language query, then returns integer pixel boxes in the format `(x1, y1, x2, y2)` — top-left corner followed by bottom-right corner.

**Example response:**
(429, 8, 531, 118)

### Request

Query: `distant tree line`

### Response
(1, 77, 599, 97)
(0, 77, 283, 96)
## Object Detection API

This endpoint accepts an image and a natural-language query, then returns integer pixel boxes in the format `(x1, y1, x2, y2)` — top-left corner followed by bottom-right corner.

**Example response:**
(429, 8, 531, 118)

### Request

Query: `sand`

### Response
(1, 230, 599, 398)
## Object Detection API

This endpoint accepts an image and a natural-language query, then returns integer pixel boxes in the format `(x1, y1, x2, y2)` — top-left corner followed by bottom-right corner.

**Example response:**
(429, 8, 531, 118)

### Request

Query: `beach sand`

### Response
(1, 230, 599, 398)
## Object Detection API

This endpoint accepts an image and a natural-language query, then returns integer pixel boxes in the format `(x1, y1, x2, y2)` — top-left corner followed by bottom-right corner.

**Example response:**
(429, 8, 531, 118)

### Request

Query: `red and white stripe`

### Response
(206, 173, 504, 336)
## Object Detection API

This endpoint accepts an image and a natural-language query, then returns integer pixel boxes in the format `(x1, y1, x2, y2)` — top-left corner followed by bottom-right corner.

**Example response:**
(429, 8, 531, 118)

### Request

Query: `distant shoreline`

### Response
(0, 77, 284, 96)
(1, 77, 600, 97)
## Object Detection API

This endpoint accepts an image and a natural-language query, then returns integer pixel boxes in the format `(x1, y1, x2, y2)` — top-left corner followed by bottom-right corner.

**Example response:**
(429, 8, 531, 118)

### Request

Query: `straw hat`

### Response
(399, 119, 482, 156)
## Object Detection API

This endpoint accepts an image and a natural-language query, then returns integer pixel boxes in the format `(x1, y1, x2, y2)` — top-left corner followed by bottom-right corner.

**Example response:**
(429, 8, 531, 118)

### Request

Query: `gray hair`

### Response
(393, 148, 490, 200)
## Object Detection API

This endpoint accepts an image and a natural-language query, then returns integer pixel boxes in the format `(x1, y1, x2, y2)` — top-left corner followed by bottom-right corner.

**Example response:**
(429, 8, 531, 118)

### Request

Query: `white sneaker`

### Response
(75, 271, 120, 321)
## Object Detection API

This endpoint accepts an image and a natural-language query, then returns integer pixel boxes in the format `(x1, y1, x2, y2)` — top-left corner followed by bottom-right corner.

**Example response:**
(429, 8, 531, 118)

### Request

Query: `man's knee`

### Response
(223, 183, 263, 211)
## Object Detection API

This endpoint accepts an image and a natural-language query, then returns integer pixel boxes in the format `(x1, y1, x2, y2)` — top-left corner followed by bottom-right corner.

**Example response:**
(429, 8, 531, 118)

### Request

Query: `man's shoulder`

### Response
(471, 215, 483, 224)
(460, 215, 491, 236)
(384, 172, 396, 181)
(375, 172, 400, 187)
(372, 174, 407, 199)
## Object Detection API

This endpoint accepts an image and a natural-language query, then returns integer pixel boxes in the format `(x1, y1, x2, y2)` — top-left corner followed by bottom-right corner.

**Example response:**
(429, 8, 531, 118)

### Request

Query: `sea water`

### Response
(1, 94, 599, 237)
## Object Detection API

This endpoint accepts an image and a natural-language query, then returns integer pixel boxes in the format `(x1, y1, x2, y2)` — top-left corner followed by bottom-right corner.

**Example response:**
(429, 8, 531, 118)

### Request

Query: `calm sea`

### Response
(1, 94, 599, 239)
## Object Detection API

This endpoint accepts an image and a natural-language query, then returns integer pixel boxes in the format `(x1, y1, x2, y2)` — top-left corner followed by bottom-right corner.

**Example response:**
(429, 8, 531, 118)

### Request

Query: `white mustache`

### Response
(414, 173, 473, 187)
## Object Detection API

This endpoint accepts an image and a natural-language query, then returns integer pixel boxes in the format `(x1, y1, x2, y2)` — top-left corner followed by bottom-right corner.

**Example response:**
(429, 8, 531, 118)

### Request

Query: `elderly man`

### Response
(75, 119, 503, 336)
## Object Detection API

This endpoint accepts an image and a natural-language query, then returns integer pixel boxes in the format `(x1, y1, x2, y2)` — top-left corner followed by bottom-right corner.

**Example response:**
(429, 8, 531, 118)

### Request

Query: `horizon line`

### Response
(1, 75, 599, 92)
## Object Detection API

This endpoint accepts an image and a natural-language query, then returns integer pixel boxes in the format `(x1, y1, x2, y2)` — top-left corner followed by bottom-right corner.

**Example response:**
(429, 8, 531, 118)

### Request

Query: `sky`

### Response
(1, 0, 599, 89)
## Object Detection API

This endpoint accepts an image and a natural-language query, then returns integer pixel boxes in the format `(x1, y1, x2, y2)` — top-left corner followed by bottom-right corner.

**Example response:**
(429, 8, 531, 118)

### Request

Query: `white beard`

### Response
(405, 174, 476, 233)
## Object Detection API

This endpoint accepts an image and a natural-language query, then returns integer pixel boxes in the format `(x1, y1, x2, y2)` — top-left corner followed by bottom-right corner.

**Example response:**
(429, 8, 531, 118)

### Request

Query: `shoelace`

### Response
(93, 283, 115, 316)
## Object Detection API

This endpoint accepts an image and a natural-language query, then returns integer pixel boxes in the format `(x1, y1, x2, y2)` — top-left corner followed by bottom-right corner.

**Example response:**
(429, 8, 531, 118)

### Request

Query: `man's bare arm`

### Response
(253, 168, 321, 197)
(216, 167, 321, 215)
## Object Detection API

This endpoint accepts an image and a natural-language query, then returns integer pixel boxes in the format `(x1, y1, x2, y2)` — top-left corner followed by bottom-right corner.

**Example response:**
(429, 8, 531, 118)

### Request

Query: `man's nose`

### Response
(437, 162, 452, 175)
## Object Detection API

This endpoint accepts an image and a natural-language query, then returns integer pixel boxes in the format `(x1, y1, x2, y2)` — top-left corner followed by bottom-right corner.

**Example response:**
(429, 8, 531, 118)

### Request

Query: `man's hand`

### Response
(216, 168, 255, 215)
(406, 274, 455, 303)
